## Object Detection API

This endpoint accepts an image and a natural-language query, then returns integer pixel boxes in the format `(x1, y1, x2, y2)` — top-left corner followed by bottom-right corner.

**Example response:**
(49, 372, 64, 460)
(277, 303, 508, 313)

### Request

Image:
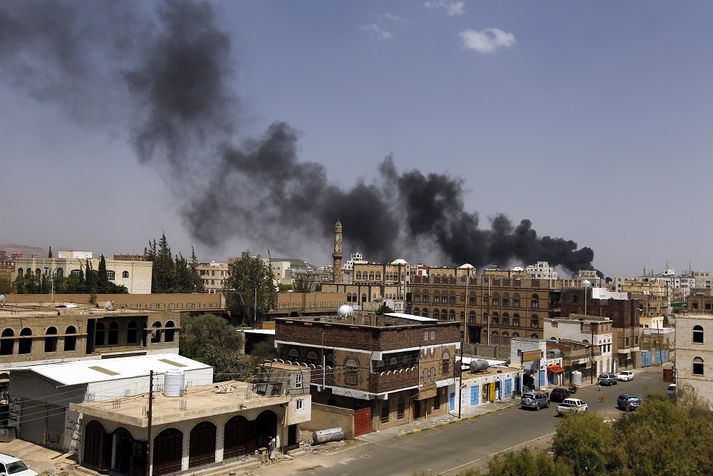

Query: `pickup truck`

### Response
(557, 398, 588, 415)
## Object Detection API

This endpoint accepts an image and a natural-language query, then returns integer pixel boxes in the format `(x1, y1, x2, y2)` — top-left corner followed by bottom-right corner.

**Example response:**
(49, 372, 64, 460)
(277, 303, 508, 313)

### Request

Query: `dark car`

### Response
(617, 394, 641, 411)
(549, 387, 571, 403)
(521, 391, 550, 410)
(597, 373, 618, 386)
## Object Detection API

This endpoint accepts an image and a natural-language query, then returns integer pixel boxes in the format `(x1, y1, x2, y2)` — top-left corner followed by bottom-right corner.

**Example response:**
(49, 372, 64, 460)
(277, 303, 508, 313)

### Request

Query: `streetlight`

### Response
(582, 279, 591, 316)
(582, 279, 593, 383)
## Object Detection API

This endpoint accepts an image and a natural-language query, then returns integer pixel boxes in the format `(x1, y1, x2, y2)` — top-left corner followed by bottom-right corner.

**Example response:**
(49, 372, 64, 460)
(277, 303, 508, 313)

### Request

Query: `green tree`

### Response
(224, 251, 276, 326)
(155, 233, 176, 293)
(293, 277, 313, 293)
(13, 274, 25, 294)
(552, 412, 616, 475)
(376, 303, 394, 315)
(179, 314, 256, 381)
(48, 246, 53, 258)
(97, 254, 109, 293)
(85, 259, 97, 294)
(189, 247, 203, 292)
(479, 448, 573, 476)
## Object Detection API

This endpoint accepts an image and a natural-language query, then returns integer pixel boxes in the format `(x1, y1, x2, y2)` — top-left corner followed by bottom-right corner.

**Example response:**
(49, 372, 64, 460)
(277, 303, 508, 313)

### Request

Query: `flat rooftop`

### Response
(72, 380, 290, 427)
(0, 303, 163, 319)
(461, 365, 521, 379)
(276, 313, 456, 328)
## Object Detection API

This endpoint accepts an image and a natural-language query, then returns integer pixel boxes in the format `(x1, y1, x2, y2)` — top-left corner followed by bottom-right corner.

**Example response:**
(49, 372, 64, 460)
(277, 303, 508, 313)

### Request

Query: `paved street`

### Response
(250, 367, 668, 476)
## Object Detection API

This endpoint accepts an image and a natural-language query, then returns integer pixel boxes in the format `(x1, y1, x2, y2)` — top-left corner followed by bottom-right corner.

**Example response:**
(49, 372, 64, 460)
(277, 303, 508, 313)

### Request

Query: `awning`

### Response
(547, 364, 564, 374)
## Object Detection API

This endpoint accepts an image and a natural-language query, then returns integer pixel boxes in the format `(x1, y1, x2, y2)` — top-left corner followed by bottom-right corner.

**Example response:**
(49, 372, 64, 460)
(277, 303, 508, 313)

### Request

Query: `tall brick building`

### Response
(274, 314, 460, 433)
(407, 275, 562, 345)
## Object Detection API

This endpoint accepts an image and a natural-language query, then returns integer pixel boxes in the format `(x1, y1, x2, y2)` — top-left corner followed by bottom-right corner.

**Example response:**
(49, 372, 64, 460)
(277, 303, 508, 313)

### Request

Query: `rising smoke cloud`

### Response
(0, 0, 594, 272)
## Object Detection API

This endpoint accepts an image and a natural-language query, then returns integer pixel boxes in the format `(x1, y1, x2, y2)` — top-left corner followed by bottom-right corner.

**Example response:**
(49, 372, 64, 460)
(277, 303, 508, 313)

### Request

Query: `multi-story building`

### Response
(544, 315, 613, 377)
(274, 313, 460, 433)
(408, 275, 561, 345)
(0, 303, 181, 370)
(525, 261, 558, 280)
(676, 313, 713, 404)
(560, 288, 641, 370)
(13, 252, 153, 294)
(197, 261, 230, 294)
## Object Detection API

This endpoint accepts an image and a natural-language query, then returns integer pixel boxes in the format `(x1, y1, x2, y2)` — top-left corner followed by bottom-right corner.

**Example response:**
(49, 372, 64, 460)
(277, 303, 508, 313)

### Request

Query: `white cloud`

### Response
(425, 0, 465, 16)
(459, 28, 516, 54)
(381, 12, 406, 22)
(359, 23, 393, 41)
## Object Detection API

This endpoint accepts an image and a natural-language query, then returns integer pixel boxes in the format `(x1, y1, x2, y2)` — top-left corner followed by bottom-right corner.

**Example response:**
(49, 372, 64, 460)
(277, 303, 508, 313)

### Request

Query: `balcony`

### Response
(368, 367, 419, 393)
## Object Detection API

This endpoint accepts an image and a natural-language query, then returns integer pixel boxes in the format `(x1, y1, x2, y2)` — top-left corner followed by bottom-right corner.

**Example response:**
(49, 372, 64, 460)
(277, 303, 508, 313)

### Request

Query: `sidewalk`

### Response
(358, 398, 518, 443)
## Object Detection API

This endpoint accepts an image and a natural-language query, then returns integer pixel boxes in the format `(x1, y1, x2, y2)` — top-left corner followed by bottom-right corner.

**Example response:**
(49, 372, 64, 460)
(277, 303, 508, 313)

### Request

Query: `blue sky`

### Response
(2, 0, 713, 276)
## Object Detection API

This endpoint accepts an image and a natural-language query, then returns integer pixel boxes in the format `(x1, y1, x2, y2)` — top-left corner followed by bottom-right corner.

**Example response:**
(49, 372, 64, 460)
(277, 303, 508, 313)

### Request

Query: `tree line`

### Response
(13, 254, 127, 294)
(145, 233, 203, 293)
(468, 392, 713, 476)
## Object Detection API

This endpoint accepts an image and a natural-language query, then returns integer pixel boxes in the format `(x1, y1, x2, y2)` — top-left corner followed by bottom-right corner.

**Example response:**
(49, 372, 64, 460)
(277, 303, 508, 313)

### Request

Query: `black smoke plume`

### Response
(0, 0, 594, 273)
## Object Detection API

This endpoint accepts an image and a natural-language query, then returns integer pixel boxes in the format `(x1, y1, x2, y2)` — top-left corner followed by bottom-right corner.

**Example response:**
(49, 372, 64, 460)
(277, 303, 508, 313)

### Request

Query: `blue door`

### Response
(470, 385, 479, 405)
(449, 392, 456, 411)
(539, 369, 546, 388)
(503, 379, 512, 398)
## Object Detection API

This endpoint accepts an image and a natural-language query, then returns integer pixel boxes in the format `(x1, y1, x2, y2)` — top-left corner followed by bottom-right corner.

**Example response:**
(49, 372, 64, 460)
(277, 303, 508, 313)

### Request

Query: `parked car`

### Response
(617, 370, 635, 381)
(0, 454, 38, 476)
(617, 394, 641, 411)
(667, 383, 677, 397)
(521, 391, 550, 410)
(557, 398, 588, 415)
(549, 387, 571, 403)
(597, 373, 618, 386)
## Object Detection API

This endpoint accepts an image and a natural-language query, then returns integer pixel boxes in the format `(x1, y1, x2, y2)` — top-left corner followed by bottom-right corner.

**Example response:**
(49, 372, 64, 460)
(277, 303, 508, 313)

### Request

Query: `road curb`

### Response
(398, 403, 518, 437)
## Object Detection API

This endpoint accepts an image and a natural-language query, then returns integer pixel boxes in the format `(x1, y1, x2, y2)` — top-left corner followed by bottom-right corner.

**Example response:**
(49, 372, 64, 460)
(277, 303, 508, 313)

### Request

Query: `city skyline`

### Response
(2, 1, 712, 276)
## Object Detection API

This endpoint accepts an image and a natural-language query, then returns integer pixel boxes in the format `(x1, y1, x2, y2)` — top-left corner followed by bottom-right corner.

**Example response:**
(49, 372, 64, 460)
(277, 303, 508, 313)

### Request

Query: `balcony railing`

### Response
(368, 367, 419, 393)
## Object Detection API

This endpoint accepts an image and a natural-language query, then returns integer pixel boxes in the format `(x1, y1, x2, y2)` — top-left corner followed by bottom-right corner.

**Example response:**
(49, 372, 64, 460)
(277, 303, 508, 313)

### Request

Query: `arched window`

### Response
(501, 332, 509, 345)
(151, 321, 162, 343)
(95, 323, 105, 346)
(35, 268, 41, 278)
(368, 272, 374, 280)
(17, 268, 23, 278)
(413, 307, 420, 315)
(448, 310, 455, 321)
(531, 294, 539, 309)
(122, 271, 129, 278)
(468, 311, 476, 323)
(492, 312, 499, 325)
(693, 325, 704, 344)
(422, 309, 429, 318)
(71, 269, 81, 276)
(56, 267, 64, 277)
(492, 293, 500, 307)
(513, 313, 521, 328)
(44, 326, 58, 353)
(107, 322, 119, 345)
(531, 333, 539, 339)
(531, 315, 539, 329)
(502, 293, 509, 307)
(513, 294, 520, 308)
(512, 332, 520, 338)
(693, 357, 704, 375)
(106, 271, 116, 280)
(440, 309, 448, 320)
(127, 321, 138, 344)
(64, 326, 77, 351)
(361, 293, 367, 303)
(430, 367, 436, 382)
(165, 321, 175, 342)
(1, 328, 15, 355)
(442, 351, 450, 374)
(307, 351, 319, 365)
(19, 328, 32, 354)
(355, 271, 362, 280)
(423, 368, 429, 383)
(288, 348, 299, 360)
(344, 357, 359, 386)
(502, 313, 510, 327)
(572, 294, 579, 304)
(491, 331, 499, 344)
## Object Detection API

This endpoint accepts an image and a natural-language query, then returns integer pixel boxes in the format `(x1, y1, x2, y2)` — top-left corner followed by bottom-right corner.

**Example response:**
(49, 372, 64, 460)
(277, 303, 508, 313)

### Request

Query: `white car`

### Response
(0, 454, 37, 476)
(557, 398, 588, 416)
(617, 370, 635, 382)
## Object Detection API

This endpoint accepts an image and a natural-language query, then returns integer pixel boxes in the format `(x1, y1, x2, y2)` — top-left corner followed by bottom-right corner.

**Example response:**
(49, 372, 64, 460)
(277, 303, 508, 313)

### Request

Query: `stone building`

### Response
(560, 288, 641, 369)
(544, 315, 614, 378)
(0, 304, 181, 370)
(676, 313, 713, 405)
(196, 261, 230, 294)
(407, 275, 561, 344)
(274, 313, 460, 434)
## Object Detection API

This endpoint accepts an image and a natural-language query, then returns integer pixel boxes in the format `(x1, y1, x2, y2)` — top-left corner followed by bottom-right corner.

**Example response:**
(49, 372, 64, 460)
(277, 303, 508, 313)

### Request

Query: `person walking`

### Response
(268, 435, 277, 462)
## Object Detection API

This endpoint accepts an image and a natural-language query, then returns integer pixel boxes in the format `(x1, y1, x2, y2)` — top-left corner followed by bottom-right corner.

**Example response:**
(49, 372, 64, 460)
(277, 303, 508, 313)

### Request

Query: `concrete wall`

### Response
(676, 314, 713, 405)
(302, 403, 354, 438)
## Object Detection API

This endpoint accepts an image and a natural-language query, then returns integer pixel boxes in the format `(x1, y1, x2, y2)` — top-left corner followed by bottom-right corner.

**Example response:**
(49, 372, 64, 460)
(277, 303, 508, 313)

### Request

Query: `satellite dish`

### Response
(104, 300, 114, 310)
(0, 295, 5, 306)
(338, 304, 354, 317)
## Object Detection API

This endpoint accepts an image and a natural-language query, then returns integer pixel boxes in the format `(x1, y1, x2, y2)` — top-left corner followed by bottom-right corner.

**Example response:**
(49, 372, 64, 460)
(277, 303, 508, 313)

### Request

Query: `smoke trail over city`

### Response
(0, 0, 594, 272)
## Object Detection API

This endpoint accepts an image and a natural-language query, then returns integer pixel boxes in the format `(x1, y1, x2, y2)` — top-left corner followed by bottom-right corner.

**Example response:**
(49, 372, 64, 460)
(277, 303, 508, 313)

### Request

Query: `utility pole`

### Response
(146, 370, 154, 476)
(590, 324, 595, 384)
(458, 273, 468, 418)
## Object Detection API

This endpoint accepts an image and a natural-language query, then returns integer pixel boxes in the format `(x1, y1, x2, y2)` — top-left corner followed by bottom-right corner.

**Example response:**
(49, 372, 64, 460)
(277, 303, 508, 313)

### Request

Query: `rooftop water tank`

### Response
(164, 369, 185, 397)
(469, 359, 490, 372)
(571, 370, 582, 386)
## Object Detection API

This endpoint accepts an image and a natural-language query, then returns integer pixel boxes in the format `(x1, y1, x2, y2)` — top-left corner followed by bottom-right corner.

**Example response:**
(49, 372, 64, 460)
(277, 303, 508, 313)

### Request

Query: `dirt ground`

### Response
(0, 439, 82, 475)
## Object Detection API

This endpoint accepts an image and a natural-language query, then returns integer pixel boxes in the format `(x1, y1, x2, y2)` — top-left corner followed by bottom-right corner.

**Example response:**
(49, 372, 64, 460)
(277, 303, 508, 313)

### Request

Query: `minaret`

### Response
(332, 219, 343, 283)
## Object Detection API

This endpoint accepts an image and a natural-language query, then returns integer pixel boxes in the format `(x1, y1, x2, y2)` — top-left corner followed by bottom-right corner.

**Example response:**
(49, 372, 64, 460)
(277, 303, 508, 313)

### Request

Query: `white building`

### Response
(9, 353, 212, 451)
(544, 316, 613, 375)
(525, 261, 558, 280)
(197, 260, 230, 294)
(510, 338, 548, 390)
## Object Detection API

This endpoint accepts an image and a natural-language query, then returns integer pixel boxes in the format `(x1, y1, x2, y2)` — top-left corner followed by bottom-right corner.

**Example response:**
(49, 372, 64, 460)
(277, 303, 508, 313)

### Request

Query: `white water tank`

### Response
(164, 369, 185, 397)
(571, 370, 582, 386)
